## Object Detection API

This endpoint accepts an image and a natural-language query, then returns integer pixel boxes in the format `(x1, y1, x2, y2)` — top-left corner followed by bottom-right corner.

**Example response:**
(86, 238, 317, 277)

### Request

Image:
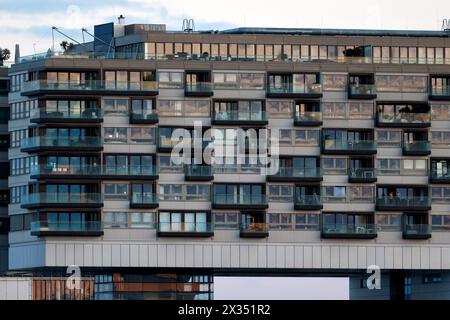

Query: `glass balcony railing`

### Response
(240, 223, 269, 235)
(30, 165, 157, 177)
(185, 165, 212, 177)
(158, 222, 213, 234)
(213, 194, 268, 206)
(21, 136, 102, 150)
(185, 82, 213, 93)
(377, 113, 431, 125)
(376, 196, 431, 209)
(403, 224, 432, 238)
(31, 221, 103, 234)
(430, 87, 450, 98)
(129, 110, 158, 122)
(322, 139, 377, 152)
(348, 84, 377, 97)
(294, 112, 322, 123)
(22, 80, 158, 94)
(430, 170, 450, 181)
(348, 168, 377, 180)
(213, 111, 267, 122)
(130, 193, 159, 206)
(270, 167, 323, 179)
(158, 136, 192, 149)
(321, 224, 377, 236)
(295, 195, 322, 207)
(267, 84, 322, 95)
(402, 141, 431, 153)
(22, 193, 103, 206)
(30, 108, 102, 121)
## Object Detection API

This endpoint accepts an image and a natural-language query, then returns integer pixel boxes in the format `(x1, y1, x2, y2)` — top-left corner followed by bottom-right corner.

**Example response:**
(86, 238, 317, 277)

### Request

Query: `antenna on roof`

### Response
(182, 19, 195, 33)
(442, 19, 450, 31)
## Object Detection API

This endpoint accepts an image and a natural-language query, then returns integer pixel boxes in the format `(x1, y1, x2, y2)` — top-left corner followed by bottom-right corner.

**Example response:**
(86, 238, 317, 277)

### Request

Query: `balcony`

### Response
(294, 195, 323, 210)
(30, 108, 103, 124)
(429, 87, 450, 101)
(129, 111, 158, 124)
(402, 141, 431, 156)
(212, 194, 268, 210)
(21, 193, 103, 209)
(266, 84, 322, 99)
(348, 168, 377, 183)
(376, 113, 431, 128)
(185, 82, 213, 97)
(21, 80, 159, 96)
(240, 223, 269, 238)
(375, 197, 431, 211)
(403, 224, 432, 240)
(185, 165, 213, 181)
(157, 222, 214, 237)
(321, 224, 377, 239)
(212, 111, 268, 126)
(157, 136, 192, 153)
(21, 136, 103, 153)
(429, 170, 450, 184)
(130, 193, 159, 209)
(30, 221, 104, 237)
(348, 84, 377, 100)
(322, 140, 377, 155)
(30, 165, 158, 180)
(294, 112, 323, 127)
(267, 167, 323, 182)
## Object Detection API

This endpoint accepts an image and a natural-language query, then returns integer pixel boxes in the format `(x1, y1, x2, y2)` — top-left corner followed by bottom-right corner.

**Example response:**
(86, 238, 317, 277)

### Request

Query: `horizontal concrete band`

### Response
(9, 241, 450, 271)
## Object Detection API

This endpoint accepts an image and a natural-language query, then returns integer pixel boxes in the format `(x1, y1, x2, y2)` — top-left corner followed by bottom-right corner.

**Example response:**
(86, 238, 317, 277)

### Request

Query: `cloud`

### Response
(1, 0, 449, 57)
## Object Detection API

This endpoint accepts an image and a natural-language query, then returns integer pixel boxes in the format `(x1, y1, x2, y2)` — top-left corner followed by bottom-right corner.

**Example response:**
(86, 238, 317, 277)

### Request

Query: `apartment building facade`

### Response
(6, 22, 450, 299)
(0, 66, 10, 273)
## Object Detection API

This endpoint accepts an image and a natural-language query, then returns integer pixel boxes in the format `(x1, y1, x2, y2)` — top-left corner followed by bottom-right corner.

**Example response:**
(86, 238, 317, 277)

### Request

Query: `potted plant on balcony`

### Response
(0, 48, 11, 66)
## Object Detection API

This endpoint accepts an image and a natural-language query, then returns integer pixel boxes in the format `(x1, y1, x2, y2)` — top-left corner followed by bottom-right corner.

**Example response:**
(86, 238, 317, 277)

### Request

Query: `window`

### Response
(268, 185, 293, 202)
(376, 130, 402, 147)
(269, 213, 292, 230)
(377, 159, 401, 175)
(186, 184, 210, 201)
(323, 186, 347, 202)
(10, 185, 27, 204)
(104, 183, 128, 200)
(431, 187, 450, 203)
(322, 74, 347, 91)
(158, 71, 183, 89)
(431, 104, 450, 121)
(376, 214, 401, 231)
(348, 102, 373, 119)
(348, 186, 374, 202)
(423, 274, 442, 284)
(103, 212, 128, 228)
(266, 100, 293, 119)
(10, 73, 28, 92)
(158, 155, 183, 173)
(104, 127, 128, 143)
(10, 100, 38, 120)
(376, 74, 427, 92)
(213, 73, 238, 89)
(239, 73, 265, 89)
(431, 215, 450, 231)
(322, 157, 347, 175)
(323, 102, 346, 119)
(295, 213, 319, 230)
(130, 127, 156, 144)
(10, 156, 38, 176)
(158, 184, 183, 201)
(159, 212, 210, 232)
(131, 99, 155, 116)
(214, 212, 238, 229)
(103, 98, 128, 115)
(431, 131, 450, 148)
(10, 214, 32, 232)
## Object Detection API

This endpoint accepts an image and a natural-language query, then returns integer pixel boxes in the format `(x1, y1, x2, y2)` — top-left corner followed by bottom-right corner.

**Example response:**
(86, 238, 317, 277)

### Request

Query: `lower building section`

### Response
(30, 269, 213, 300)
(350, 270, 450, 300)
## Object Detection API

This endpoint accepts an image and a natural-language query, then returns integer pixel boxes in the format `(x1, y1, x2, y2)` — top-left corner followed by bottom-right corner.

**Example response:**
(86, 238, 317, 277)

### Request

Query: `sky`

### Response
(1, 0, 450, 57)
(214, 277, 349, 300)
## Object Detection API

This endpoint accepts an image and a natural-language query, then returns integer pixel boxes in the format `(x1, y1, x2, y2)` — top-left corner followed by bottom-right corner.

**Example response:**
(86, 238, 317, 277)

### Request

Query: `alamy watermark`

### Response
(170, 121, 280, 176)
